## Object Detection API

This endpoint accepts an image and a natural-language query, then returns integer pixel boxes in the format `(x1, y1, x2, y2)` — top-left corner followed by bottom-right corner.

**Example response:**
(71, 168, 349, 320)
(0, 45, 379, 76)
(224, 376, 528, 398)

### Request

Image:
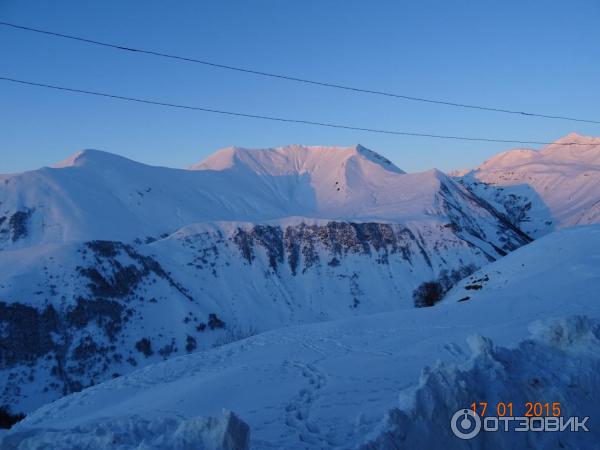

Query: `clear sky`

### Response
(1, 0, 599, 174)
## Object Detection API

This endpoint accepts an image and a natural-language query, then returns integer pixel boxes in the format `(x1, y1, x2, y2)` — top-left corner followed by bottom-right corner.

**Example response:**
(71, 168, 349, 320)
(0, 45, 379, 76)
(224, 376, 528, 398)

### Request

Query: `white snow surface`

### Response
(0, 144, 436, 248)
(360, 315, 600, 450)
(457, 133, 600, 236)
(7, 224, 600, 449)
(0, 410, 250, 450)
(190, 144, 405, 175)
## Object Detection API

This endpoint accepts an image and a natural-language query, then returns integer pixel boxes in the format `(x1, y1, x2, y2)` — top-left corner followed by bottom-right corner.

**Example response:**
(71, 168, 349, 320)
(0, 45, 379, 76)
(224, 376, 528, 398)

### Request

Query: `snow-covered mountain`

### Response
(0, 144, 533, 414)
(1, 144, 522, 247)
(455, 133, 600, 237)
(6, 224, 600, 449)
(2, 136, 600, 448)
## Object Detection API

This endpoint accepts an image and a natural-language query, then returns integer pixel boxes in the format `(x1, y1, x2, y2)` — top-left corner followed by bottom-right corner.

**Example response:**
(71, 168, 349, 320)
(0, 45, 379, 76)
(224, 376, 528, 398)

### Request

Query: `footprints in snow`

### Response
(283, 361, 331, 446)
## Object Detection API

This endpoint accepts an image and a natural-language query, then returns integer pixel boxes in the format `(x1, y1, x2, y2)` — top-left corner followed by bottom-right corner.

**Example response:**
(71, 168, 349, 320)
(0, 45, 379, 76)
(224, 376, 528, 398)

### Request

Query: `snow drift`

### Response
(0, 410, 250, 450)
(360, 315, 600, 449)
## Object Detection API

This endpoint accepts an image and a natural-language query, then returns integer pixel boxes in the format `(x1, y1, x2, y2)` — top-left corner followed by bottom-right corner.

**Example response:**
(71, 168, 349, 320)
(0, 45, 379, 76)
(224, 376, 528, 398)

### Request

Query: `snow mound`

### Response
(0, 410, 250, 450)
(360, 316, 600, 450)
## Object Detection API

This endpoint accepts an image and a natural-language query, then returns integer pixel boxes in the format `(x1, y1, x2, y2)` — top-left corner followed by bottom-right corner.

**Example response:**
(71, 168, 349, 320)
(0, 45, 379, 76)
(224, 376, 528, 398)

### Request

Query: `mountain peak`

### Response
(540, 133, 600, 164)
(478, 148, 540, 170)
(53, 149, 140, 169)
(551, 132, 600, 146)
(190, 144, 405, 175)
(353, 144, 404, 174)
(474, 133, 600, 172)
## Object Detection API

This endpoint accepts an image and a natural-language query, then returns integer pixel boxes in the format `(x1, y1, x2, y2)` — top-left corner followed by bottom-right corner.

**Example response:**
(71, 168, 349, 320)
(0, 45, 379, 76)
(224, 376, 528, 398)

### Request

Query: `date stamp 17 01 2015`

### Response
(450, 402, 590, 440)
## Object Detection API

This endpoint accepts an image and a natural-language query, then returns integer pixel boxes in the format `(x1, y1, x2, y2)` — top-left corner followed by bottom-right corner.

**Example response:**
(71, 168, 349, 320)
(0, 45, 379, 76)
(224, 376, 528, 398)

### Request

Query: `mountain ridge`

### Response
(190, 144, 405, 175)
(454, 132, 600, 236)
(0, 144, 514, 249)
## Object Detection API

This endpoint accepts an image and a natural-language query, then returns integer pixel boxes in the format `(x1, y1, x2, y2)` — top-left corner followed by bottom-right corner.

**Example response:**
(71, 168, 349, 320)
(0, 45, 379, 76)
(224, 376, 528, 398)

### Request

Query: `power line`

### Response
(1, 20, 598, 125)
(0, 75, 590, 146)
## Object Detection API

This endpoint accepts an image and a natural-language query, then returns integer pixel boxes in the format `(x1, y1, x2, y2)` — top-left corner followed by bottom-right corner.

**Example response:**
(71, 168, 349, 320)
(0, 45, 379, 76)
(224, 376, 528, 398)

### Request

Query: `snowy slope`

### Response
(0, 144, 533, 414)
(6, 225, 600, 449)
(455, 133, 600, 237)
(0, 411, 251, 450)
(0, 215, 525, 414)
(0, 145, 524, 249)
(2, 145, 411, 248)
(443, 222, 600, 305)
(190, 145, 407, 221)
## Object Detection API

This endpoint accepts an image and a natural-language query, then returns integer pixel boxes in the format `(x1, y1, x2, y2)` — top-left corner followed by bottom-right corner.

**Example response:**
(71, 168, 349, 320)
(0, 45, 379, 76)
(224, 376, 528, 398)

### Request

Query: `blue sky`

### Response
(1, 0, 599, 174)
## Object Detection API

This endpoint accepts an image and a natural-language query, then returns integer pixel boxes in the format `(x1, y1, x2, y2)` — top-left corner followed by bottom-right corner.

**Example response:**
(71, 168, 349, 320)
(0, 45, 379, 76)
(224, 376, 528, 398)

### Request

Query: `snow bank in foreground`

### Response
(0, 410, 249, 450)
(360, 316, 600, 450)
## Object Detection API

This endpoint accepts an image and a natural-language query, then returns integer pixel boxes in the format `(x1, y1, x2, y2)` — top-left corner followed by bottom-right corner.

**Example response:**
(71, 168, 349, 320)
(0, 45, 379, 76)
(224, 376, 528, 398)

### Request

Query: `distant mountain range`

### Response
(453, 133, 600, 236)
(1, 133, 599, 416)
